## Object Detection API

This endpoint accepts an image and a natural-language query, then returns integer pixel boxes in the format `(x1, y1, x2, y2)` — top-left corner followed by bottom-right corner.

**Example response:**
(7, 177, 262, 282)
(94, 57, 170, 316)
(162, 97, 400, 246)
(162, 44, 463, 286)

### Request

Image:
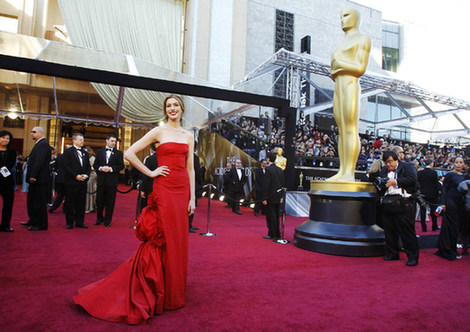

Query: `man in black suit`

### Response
(223, 163, 232, 208)
(93, 134, 124, 227)
(24, 127, 51, 231)
(379, 150, 419, 267)
(254, 159, 267, 216)
(262, 153, 284, 240)
(227, 159, 247, 215)
(49, 151, 66, 213)
(62, 133, 91, 229)
(417, 159, 440, 231)
(139, 143, 158, 211)
(189, 144, 202, 233)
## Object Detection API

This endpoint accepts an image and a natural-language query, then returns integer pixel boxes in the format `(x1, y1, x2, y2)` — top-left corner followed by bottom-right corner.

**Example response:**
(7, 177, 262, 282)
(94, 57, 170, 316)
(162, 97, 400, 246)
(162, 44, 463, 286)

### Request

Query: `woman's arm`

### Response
(441, 173, 451, 206)
(124, 127, 168, 178)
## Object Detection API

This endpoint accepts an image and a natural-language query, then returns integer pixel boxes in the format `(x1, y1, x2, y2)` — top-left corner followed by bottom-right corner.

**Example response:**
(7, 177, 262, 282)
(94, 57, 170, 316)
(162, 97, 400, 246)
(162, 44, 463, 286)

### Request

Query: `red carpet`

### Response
(1, 187, 470, 331)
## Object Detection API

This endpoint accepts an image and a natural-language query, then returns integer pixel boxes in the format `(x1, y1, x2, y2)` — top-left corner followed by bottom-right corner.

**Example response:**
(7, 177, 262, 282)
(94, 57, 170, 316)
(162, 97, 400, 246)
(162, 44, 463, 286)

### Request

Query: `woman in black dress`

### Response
(435, 156, 465, 260)
(0, 130, 17, 232)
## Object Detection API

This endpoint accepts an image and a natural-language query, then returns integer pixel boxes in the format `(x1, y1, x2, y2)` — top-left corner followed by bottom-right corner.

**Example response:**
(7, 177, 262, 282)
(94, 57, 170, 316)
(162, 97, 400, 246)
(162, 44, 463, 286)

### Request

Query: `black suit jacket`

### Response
(94, 147, 124, 187)
(50, 153, 65, 184)
(26, 138, 51, 184)
(194, 153, 203, 196)
(379, 161, 418, 196)
(254, 166, 266, 193)
(417, 167, 439, 199)
(223, 169, 231, 193)
(228, 167, 247, 193)
(62, 146, 91, 185)
(0, 149, 17, 186)
(140, 153, 158, 196)
(262, 164, 284, 204)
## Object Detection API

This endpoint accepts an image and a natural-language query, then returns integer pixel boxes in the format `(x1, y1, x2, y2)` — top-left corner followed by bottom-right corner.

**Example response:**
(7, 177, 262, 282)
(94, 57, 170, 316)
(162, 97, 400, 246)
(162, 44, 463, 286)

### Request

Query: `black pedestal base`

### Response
(294, 189, 386, 257)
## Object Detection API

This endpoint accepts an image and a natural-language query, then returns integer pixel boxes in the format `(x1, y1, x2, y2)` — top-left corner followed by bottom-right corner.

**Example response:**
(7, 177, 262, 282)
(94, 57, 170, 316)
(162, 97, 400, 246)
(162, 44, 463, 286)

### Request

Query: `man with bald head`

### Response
(392, 146, 405, 161)
(23, 126, 52, 231)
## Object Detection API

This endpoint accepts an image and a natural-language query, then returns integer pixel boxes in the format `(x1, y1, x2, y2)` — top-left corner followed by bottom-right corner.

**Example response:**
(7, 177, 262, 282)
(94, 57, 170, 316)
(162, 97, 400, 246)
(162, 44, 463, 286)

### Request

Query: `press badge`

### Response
(0, 166, 11, 178)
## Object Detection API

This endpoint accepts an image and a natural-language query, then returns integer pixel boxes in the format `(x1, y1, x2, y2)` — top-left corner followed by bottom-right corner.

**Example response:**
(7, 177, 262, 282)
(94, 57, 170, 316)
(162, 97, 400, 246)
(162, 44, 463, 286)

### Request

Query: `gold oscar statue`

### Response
(327, 8, 371, 183)
(275, 147, 287, 171)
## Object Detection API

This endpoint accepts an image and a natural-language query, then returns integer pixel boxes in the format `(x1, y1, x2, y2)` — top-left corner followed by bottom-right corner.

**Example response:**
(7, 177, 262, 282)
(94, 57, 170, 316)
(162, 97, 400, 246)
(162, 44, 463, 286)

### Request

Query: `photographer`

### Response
(417, 159, 440, 231)
(378, 150, 419, 267)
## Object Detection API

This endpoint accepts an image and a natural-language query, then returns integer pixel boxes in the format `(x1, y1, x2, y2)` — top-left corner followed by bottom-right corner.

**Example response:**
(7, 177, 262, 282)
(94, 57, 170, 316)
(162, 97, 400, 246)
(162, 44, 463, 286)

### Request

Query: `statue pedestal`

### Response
(294, 181, 386, 257)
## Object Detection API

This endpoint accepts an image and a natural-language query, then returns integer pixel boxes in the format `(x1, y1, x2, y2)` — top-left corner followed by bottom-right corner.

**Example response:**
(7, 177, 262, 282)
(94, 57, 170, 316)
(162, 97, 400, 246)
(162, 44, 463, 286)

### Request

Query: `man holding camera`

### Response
(417, 159, 440, 231)
(378, 150, 419, 267)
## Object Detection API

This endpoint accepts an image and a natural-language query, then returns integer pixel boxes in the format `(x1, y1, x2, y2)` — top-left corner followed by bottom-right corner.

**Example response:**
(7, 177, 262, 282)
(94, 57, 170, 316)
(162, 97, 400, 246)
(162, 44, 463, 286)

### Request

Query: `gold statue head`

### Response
(340, 8, 359, 32)
(277, 147, 283, 156)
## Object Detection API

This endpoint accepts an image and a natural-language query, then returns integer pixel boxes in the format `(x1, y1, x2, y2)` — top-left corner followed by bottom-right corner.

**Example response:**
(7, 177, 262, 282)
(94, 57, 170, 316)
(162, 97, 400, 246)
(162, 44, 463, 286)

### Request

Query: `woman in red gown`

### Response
(74, 95, 195, 324)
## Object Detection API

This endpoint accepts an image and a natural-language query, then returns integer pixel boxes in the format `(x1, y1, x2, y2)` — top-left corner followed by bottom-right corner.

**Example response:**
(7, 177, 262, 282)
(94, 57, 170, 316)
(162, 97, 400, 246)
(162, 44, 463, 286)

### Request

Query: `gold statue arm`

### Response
(331, 35, 371, 80)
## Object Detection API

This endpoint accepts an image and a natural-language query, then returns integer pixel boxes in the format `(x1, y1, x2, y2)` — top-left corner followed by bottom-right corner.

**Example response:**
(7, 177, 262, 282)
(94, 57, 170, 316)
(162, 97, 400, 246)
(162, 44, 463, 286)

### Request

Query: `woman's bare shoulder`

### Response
(183, 129, 194, 141)
(146, 126, 163, 139)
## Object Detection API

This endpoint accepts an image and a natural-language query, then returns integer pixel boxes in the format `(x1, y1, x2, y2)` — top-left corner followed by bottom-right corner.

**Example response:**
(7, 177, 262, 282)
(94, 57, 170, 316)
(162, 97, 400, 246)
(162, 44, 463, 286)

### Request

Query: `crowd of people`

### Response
(0, 128, 126, 232)
(214, 113, 465, 173)
(376, 147, 469, 265)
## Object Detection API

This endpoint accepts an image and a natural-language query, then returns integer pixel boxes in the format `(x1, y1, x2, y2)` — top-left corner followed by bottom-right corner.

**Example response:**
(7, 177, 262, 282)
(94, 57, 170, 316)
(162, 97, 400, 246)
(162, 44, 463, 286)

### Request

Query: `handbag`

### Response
(380, 194, 406, 214)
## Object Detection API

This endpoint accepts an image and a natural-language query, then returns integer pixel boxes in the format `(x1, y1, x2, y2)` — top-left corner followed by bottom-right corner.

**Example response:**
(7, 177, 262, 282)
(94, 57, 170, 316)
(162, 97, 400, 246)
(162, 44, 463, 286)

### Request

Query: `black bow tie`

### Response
(106, 148, 112, 152)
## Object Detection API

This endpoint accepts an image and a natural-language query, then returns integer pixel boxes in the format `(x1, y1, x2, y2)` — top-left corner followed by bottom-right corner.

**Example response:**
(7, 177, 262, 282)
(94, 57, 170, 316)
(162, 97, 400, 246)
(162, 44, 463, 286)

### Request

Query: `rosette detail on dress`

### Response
(136, 192, 166, 248)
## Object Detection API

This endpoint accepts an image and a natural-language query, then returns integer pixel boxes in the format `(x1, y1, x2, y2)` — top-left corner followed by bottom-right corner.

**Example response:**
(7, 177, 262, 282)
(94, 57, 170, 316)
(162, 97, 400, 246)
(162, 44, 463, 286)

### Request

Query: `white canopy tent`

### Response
(235, 48, 470, 145)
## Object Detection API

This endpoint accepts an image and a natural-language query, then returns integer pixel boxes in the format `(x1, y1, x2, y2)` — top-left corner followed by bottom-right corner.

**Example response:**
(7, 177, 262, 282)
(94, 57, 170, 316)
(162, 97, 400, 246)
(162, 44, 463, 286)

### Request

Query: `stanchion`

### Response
(200, 184, 217, 237)
(131, 195, 141, 229)
(274, 187, 290, 244)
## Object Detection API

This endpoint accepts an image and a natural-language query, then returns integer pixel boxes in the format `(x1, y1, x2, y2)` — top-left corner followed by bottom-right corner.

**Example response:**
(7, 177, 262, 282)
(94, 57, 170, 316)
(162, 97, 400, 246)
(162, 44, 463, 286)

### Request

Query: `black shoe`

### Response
(28, 226, 47, 231)
(0, 227, 14, 232)
(189, 228, 196, 233)
(21, 221, 33, 226)
(66, 225, 73, 229)
(48, 208, 55, 213)
(432, 226, 441, 231)
(406, 259, 418, 266)
(254, 211, 259, 216)
(383, 254, 399, 261)
(76, 225, 88, 229)
(234, 211, 242, 215)
(263, 235, 273, 239)
(224, 205, 231, 208)
(192, 227, 199, 230)
(104, 224, 111, 227)
(94, 221, 103, 225)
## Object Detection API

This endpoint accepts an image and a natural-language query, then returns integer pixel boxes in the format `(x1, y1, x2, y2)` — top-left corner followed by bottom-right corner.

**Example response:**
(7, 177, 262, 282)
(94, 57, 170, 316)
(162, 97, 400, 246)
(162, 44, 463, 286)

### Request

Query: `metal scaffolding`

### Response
(234, 48, 470, 143)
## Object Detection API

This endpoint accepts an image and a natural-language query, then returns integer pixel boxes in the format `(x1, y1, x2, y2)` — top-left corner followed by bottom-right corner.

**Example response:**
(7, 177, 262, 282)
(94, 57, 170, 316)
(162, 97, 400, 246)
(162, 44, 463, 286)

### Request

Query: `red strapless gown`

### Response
(74, 143, 190, 324)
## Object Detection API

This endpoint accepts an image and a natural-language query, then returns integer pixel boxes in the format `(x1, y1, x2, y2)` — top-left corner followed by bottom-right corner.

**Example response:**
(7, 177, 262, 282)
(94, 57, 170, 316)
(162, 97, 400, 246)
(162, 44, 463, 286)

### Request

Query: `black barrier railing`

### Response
(295, 155, 371, 170)
(200, 183, 289, 244)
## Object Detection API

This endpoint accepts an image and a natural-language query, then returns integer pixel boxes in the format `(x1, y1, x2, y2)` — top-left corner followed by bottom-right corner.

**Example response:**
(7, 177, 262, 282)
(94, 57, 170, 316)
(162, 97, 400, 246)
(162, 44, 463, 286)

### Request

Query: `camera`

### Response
(415, 194, 427, 209)
(374, 177, 389, 191)
(412, 189, 428, 209)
